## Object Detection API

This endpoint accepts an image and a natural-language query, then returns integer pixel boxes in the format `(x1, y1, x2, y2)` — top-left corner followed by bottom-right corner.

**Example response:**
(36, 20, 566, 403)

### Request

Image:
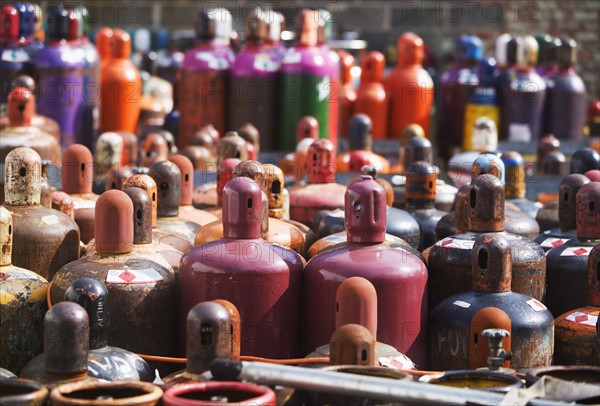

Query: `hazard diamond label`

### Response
(106, 268, 164, 284)
(0, 273, 9, 281)
(566, 311, 598, 327)
(540, 237, 568, 249)
(436, 238, 475, 250)
(526, 298, 547, 312)
(560, 247, 591, 257)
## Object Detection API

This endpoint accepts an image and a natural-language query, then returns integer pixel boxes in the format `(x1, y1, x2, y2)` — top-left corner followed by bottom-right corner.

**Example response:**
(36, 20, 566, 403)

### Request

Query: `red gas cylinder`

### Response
(163, 382, 275, 406)
(180, 177, 304, 358)
(61, 144, 97, 243)
(3, 148, 80, 280)
(288, 139, 346, 224)
(0, 206, 48, 376)
(139, 132, 169, 168)
(304, 175, 428, 367)
(279, 116, 320, 183)
(553, 243, 600, 365)
(95, 27, 113, 69)
(385, 33, 434, 139)
(337, 114, 390, 173)
(355, 52, 388, 140)
(50, 189, 177, 356)
(338, 50, 357, 138)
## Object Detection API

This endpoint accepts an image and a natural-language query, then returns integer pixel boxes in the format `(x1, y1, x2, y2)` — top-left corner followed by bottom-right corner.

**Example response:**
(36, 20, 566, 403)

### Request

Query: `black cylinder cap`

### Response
(348, 114, 372, 151)
(46, 5, 70, 41)
(148, 161, 181, 217)
(44, 302, 89, 375)
(65, 278, 108, 350)
(570, 148, 600, 175)
(123, 187, 153, 245)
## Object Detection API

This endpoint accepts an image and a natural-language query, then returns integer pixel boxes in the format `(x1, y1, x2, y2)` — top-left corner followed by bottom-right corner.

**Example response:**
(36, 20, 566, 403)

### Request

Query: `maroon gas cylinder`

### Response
(3, 147, 80, 281)
(162, 382, 275, 406)
(148, 161, 201, 245)
(50, 189, 177, 356)
(427, 175, 546, 311)
(288, 139, 346, 224)
(553, 243, 600, 365)
(500, 151, 542, 218)
(180, 177, 304, 358)
(139, 132, 169, 168)
(428, 234, 554, 372)
(534, 174, 590, 252)
(21, 302, 98, 389)
(168, 154, 219, 226)
(545, 182, 600, 317)
(163, 302, 232, 385)
(304, 175, 428, 367)
(0, 206, 48, 376)
(61, 144, 98, 244)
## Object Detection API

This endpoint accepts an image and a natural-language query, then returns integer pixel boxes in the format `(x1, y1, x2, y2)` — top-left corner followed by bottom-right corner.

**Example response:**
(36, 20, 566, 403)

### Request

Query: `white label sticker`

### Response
(453, 300, 471, 308)
(436, 238, 476, 250)
(73, 200, 96, 210)
(41, 215, 60, 225)
(565, 311, 598, 327)
(282, 49, 302, 64)
(106, 268, 164, 284)
(0, 271, 39, 281)
(378, 354, 415, 370)
(540, 237, 569, 249)
(253, 54, 279, 72)
(526, 298, 547, 312)
(1, 49, 30, 62)
(560, 247, 591, 257)
(508, 123, 532, 143)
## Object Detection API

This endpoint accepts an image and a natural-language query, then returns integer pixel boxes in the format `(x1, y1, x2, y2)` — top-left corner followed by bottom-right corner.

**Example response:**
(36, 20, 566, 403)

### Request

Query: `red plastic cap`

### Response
(62, 144, 94, 195)
(306, 139, 336, 184)
(296, 116, 319, 144)
(1, 6, 19, 40)
(7, 87, 34, 126)
(217, 158, 241, 206)
(169, 154, 194, 206)
(112, 28, 131, 58)
(576, 181, 600, 240)
(336, 277, 378, 339)
(397, 32, 424, 66)
(95, 189, 133, 255)
(222, 177, 262, 239)
(345, 175, 386, 243)
(360, 51, 385, 84)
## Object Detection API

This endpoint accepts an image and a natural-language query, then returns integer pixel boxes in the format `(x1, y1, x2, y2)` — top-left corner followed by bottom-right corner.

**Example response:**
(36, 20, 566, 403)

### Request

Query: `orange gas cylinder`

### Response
(337, 114, 390, 173)
(338, 50, 357, 138)
(355, 52, 388, 139)
(279, 116, 319, 183)
(95, 27, 113, 69)
(385, 33, 434, 139)
(100, 29, 142, 133)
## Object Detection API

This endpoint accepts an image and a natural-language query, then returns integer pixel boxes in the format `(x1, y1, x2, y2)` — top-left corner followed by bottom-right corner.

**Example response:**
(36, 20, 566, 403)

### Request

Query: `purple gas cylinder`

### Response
(1, 5, 31, 104)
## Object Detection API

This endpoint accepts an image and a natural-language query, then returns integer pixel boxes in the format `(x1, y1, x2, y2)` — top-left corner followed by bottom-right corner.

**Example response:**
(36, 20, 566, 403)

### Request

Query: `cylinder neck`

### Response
(95, 190, 134, 255)
(140, 133, 169, 169)
(576, 182, 600, 240)
(233, 161, 269, 237)
(397, 32, 424, 66)
(406, 161, 436, 209)
(559, 175, 590, 230)
(169, 155, 194, 206)
(123, 187, 153, 245)
(95, 27, 114, 60)
(472, 234, 512, 293)
(237, 123, 260, 156)
(360, 51, 385, 84)
(471, 153, 505, 184)
(336, 277, 377, 339)
(296, 9, 318, 47)
(0, 207, 13, 266)
(4, 147, 42, 206)
(7, 87, 34, 126)
(65, 278, 108, 350)
(212, 299, 241, 361)
(264, 164, 285, 213)
(500, 152, 526, 199)
(148, 161, 181, 217)
(51, 191, 75, 220)
(95, 132, 123, 176)
(123, 175, 158, 229)
(455, 185, 470, 234)
(44, 302, 89, 375)
(222, 177, 262, 240)
(467, 175, 505, 233)
(345, 175, 386, 243)
(112, 29, 131, 59)
(62, 144, 94, 195)
(338, 50, 354, 85)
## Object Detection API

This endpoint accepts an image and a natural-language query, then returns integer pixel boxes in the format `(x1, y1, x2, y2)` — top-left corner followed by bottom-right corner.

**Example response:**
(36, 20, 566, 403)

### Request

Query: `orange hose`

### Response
(47, 281, 53, 309)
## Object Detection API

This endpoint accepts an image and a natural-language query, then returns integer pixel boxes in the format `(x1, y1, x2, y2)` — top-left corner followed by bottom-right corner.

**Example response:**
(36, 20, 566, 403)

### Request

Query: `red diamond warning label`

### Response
(540, 237, 568, 249)
(106, 268, 164, 284)
(566, 311, 598, 327)
(560, 247, 591, 257)
(526, 298, 547, 312)
(436, 238, 475, 250)
(0, 273, 9, 281)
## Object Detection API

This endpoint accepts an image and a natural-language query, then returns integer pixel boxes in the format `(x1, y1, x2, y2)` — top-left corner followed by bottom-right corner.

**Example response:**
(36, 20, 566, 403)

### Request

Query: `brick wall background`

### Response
(48, 0, 599, 99)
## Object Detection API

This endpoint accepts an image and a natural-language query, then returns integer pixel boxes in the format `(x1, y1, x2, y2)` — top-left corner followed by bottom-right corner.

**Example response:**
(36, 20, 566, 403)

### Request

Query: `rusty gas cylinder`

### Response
(50, 189, 177, 356)
(0, 87, 61, 165)
(49, 381, 162, 406)
(545, 182, 600, 317)
(536, 134, 564, 175)
(389, 123, 425, 174)
(180, 177, 304, 358)
(336, 114, 390, 173)
(192, 158, 240, 214)
(0, 206, 48, 375)
(168, 154, 219, 226)
(534, 174, 590, 252)
(139, 132, 169, 168)
(50, 192, 74, 220)
(570, 147, 600, 175)
(500, 151, 542, 218)
(236, 124, 260, 161)
(304, 175, 428, 367)
(279, 116, 320, 183)
(164, 302, 232, 385)
(215, 132, 249, 164)
(264, 163, 289, 220)
(355, 52, 388, 139)
(62, 277, 154, 381)
(288, 139, 346, 224)
(3, 148, 80, 280)
(212, 299, 241, 361)
(428, 234, 554, 372)
(21, 302, 97, 388)
(0, 378, 48, 405)
(552, 243, 600, 365)
(404, 161, 447, 250)
(92, 132, 124, 194)
(116, 131, 139, 167)
(338, 50, 357, 138)
(180, 146, 213, 172)
(104, 167, 133, 191)
(61, 144, 98, 244)
(162, 382, 275, 406)
(148, 161, 201, 245)
(427, 175, 546, 311)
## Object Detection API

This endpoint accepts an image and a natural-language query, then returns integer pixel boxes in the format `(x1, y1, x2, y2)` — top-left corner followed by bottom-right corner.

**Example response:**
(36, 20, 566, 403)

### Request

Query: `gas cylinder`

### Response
(0, 206, 48, 375)
(169, 154, 219, 226)
(355, 52, 387, 139)
(34, 6, 85, 147)
(288, 139, 346, 224)
(178, 8, 234, 147)
(49, 381, 162, 406)
(428, 233, 554, 372)
(16, 3, 43, 58)
(545, 182, 600, 317)
(589, 100, 600, 139)
(95, 27, 113, 70)
(337, 114, 390, 173)
(192, 157, 240, 216)
(180, 177, 304, 358)
(316, 9, 340, 147)
(404, 161, 446, 250)
(163, 382, 275, 406)
(163, 301, 232, 384)
(534, 34, 560, 77)
(21, 302, 97, 388)
(544, 38, 586, 141)
(304, 175, 428, 367)
(180, 146, 213, 172)
(100, 29, 142, 133)
(279, 116, 320, 183)
(0, 5, 31, 104)
(427, 174, 546, 311)
(0, 378, 47, 405)
(570, 147, 600, 174)
(93, 132, 123, 181)
(50, 191, 74, 221)
(386, 33, 433, 139)
(228, 8, 279, 151)
(3, 148, 80, 280)
(534, 174, 589, 252)
(500, 151, 542, 218)
(148, 161, 201, 245)
(50, 189, 177, 356)
(438, 35, 482, 155)
(553, 243, 600, 365)
(0, 86, 61, 164)
(279, 10, 336, 150)
(61, 144, 97, 244)
(264, 10, 285, 58)
(536, 134, 566, 176)
(264, 163, 289, 221)
(501, 36, 546, 142)
(338, 50, 356, 138)
(139, 132, 169, 168)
